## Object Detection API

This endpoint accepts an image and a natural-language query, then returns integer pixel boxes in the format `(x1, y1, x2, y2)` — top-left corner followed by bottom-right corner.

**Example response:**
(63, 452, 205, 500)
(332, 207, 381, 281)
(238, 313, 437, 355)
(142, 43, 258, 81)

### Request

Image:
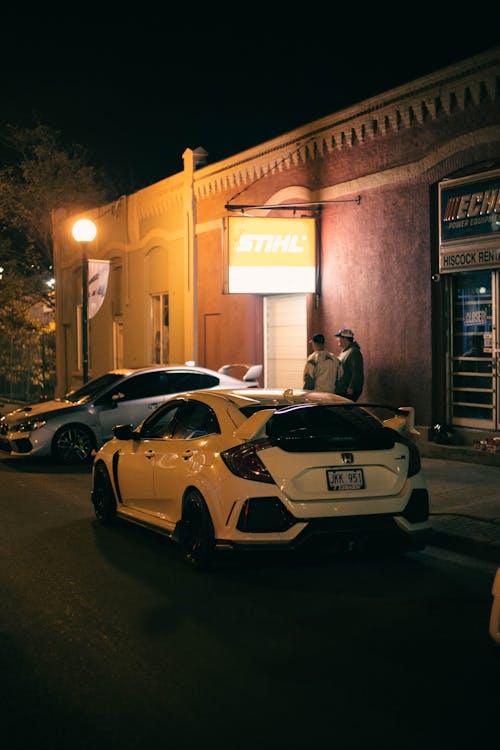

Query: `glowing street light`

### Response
(72, 219, 97, 383)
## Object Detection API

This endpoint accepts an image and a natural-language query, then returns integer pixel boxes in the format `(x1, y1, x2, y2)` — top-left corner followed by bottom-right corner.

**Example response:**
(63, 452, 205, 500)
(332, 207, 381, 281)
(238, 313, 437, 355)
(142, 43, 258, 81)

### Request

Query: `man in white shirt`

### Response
(303, 333, 340, 393)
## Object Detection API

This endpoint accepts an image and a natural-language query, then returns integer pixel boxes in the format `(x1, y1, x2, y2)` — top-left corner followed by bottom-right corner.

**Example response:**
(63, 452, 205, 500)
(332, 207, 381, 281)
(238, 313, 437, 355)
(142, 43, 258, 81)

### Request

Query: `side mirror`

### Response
(113, 423, 136, 440)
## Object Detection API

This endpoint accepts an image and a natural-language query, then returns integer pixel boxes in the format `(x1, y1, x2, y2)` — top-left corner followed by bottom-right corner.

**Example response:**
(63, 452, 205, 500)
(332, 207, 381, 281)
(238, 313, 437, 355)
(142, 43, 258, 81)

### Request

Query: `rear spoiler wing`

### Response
(382, 406, 420, 441)
(218, 363, 263, 383)
(233, 402, 421, 443)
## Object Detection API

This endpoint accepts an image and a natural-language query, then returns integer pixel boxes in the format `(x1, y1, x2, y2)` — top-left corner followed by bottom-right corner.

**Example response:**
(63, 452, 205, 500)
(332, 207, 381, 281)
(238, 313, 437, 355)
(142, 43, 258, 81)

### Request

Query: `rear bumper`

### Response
(216, 518, 432, 553)
(217, 489, 433, 553)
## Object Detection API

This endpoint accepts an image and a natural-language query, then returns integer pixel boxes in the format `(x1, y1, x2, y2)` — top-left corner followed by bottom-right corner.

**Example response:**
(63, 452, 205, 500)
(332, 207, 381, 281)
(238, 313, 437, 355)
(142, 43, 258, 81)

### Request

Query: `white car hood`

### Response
(3, 399, 80, 426)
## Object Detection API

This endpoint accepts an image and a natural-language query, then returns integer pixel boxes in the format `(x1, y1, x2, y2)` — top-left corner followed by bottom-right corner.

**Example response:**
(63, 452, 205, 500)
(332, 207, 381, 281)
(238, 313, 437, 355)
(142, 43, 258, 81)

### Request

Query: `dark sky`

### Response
(2, 14, 498, 195)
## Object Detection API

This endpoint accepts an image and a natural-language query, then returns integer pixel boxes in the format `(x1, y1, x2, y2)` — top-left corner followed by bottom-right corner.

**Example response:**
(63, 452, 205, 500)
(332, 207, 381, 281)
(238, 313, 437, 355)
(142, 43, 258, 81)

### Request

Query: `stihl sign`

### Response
(223, 216, 317, 294)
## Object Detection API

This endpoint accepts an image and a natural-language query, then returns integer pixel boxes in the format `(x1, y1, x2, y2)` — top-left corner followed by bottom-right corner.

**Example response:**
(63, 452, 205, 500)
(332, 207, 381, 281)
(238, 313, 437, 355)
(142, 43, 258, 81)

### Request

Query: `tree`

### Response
(0, 260, 55, 401)
(0, 122, 113, 270)
(0, 122, 115, 400)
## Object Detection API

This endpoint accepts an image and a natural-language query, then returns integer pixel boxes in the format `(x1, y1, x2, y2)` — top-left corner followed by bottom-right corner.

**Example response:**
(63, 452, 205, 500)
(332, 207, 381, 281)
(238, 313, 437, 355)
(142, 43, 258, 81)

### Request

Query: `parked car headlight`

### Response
(16, 418, 47, 433)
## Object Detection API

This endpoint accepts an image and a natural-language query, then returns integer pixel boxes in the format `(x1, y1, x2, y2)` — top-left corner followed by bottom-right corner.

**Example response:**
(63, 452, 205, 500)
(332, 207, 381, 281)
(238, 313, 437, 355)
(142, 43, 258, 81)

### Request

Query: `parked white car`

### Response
(0, 364, 261, 464)
(90, 388, 431, 568)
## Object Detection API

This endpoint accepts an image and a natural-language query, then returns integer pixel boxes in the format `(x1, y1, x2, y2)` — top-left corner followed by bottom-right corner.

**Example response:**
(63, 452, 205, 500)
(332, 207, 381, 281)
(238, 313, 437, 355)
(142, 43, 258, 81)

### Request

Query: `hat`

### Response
(310, 333, 325, 344)
(334, 328, 354, 339)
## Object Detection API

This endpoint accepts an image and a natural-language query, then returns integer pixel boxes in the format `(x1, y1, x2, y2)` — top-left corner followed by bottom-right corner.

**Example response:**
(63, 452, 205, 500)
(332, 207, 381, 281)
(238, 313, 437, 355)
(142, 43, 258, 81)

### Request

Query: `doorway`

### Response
(263, 294, 307, 389)
(450, 270, 498, 429)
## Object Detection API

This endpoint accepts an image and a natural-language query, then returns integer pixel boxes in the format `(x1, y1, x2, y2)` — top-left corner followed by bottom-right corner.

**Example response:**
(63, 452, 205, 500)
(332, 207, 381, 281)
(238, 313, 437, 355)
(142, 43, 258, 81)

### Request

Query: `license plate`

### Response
(326, 468, 365, 491)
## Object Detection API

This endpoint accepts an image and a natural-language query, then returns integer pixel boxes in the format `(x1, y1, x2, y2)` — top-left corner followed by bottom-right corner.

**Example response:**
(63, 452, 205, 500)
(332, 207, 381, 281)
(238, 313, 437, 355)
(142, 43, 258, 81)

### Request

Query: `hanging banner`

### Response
(88, 260, 110, 319)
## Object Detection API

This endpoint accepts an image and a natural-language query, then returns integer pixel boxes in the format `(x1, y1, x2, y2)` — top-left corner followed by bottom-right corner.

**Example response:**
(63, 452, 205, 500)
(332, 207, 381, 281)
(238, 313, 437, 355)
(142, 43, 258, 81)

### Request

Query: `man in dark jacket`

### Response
(334, 328, 364, 401)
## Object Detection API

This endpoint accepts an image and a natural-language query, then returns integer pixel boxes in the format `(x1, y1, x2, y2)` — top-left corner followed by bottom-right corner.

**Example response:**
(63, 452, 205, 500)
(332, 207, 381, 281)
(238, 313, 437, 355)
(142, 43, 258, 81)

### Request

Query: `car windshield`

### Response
(267, 404, 382, 435)
(63, 373, 126, 404)
(263, 403, 394, 452)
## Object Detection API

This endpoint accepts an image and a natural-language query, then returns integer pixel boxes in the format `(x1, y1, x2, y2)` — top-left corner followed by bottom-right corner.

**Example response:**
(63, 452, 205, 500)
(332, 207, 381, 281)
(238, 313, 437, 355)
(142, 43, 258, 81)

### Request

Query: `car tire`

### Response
(92, 462, 116, 524)
(53, 424, 95, 464)
(180, 491, 215, 570)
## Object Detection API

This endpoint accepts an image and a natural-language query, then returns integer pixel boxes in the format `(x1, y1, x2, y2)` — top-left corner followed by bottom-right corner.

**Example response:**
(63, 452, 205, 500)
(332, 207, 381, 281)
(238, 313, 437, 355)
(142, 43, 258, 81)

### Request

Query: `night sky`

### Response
(2, 13, 498, 196)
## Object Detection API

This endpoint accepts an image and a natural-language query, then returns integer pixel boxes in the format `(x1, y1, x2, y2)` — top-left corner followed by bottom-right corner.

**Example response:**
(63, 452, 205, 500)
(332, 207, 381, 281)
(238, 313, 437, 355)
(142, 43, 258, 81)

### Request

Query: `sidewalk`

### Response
(421, 443, 500, 564)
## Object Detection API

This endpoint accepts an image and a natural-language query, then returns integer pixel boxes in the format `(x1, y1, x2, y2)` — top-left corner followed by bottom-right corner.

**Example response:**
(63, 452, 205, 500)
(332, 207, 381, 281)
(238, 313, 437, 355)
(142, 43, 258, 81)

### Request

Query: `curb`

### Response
(419, 440, 500, 467)
(430, 529, 500, 564)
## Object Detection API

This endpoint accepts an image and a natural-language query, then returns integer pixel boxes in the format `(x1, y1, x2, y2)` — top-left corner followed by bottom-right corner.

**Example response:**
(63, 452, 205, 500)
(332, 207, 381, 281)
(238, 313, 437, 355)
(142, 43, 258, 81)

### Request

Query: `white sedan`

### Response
(0, 364, 261, 464)
(91, 388, 432, 568)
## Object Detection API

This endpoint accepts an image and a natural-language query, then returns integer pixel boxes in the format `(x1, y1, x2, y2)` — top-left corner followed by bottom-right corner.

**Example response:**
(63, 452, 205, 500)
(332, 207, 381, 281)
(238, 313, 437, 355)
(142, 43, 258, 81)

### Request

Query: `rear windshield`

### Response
(264, 403, 395, 452)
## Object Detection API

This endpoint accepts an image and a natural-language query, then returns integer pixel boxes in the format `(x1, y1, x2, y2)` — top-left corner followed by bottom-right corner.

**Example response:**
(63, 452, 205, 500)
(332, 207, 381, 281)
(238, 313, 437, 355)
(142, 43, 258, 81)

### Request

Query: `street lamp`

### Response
(72, 218, 97, 384)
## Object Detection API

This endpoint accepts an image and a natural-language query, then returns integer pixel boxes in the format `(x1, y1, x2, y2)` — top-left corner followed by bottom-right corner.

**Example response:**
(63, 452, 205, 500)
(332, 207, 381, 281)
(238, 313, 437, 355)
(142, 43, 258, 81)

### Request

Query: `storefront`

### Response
(439, 168, 500, 432)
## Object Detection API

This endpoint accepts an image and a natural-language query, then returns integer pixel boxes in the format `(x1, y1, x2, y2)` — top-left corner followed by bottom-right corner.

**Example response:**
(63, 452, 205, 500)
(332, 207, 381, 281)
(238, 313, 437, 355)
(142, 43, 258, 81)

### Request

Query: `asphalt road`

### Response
(1, 455, 498, 749)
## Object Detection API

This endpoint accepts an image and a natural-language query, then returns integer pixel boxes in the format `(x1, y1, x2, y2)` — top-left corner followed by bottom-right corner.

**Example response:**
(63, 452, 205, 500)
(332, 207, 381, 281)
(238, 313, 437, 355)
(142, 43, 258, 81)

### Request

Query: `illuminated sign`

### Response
(439, 169, 500, 273)
(223, 216, 317, 293)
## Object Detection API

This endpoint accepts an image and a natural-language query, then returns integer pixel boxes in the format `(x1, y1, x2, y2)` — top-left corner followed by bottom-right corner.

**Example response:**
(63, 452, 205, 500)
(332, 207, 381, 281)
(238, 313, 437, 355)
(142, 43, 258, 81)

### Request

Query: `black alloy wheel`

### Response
(180, 491, 215, 570)
(53, 424, 94, 464)
(92, 462, 117, 524)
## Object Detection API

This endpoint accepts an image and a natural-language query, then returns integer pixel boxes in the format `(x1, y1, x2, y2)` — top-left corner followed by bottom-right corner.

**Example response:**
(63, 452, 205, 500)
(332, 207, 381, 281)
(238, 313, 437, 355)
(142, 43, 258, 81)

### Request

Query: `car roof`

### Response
(105, 364, 247, 380)
(108, 365, 220, 375)
(175, 387, 353, 408)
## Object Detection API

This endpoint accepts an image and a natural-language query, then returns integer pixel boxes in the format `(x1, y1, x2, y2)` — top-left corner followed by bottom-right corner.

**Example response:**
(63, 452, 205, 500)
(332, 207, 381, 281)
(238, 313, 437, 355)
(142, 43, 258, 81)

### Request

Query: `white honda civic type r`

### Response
(91, 388, 432, 568)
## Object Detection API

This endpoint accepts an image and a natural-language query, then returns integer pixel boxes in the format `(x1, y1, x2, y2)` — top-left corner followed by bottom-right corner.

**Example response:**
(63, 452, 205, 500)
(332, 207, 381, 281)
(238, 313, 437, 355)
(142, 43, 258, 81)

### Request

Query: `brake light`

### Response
(221, 441, 275, 483)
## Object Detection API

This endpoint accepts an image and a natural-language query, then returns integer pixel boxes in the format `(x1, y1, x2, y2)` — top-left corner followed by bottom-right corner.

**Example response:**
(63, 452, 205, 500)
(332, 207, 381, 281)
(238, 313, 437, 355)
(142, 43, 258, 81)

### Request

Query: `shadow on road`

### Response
(0, 455, 92, 475)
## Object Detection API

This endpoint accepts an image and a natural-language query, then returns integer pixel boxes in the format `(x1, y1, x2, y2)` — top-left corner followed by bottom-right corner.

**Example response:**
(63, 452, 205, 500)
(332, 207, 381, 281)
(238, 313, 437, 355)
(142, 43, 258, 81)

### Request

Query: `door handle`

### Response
(144, 449, 155, 460)
(182, 450, 193, 461)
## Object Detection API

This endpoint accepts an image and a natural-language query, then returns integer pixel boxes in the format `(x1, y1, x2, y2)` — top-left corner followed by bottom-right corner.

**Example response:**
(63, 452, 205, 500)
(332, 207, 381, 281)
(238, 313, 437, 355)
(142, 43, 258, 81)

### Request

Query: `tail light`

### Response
(221, 441, 275, 484)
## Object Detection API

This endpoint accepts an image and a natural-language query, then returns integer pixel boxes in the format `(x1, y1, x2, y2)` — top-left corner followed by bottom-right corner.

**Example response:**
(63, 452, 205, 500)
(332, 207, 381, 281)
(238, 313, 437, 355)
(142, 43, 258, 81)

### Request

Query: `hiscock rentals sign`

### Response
(223, 216, 317, 293)
(439, 169, 500, 273)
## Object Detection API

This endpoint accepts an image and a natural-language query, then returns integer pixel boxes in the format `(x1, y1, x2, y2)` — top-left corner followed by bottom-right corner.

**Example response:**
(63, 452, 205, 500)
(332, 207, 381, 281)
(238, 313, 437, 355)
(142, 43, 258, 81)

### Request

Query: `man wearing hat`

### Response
(334, 328, 364, 401)
(303, 333, 340, 393)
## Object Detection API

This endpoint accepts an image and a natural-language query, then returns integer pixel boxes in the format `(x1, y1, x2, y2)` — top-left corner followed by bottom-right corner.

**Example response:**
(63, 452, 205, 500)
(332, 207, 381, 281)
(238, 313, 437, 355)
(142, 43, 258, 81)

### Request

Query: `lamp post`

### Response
(72, 219, 97, 384)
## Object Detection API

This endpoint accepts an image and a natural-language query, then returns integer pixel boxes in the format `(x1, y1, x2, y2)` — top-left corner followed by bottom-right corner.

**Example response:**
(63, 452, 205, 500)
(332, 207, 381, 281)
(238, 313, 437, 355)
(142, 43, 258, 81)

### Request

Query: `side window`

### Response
(117, 372, 169, 401)
(170, 401, 220, 439)
(141, 403, 182, 438)
(181, 373, 219, 390)
(165, 372, 220, 393)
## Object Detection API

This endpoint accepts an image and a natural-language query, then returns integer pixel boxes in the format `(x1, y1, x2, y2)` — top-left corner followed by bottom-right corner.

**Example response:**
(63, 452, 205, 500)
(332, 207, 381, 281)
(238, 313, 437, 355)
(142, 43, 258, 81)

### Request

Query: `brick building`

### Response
(52, 47, 500, 443)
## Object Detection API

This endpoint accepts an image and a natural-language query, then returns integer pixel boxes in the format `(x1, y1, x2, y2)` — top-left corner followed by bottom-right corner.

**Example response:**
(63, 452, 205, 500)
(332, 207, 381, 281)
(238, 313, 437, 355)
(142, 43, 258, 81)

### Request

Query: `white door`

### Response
(264, 294, 307, 389)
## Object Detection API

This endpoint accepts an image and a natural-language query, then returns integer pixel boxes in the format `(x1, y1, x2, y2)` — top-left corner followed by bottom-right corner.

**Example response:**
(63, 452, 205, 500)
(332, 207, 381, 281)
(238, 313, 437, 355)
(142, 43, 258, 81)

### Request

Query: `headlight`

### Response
(15, 418, 47, 433)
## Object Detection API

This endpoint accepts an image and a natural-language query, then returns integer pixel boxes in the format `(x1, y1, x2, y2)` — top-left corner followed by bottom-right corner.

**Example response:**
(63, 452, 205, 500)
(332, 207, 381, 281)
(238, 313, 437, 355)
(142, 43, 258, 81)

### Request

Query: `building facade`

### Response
(52, 47, 500, 443)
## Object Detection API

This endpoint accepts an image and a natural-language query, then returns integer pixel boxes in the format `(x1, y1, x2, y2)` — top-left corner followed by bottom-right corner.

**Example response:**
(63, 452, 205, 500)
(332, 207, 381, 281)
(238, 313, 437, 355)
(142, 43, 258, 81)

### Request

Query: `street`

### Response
(1, 455, 498, 749)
